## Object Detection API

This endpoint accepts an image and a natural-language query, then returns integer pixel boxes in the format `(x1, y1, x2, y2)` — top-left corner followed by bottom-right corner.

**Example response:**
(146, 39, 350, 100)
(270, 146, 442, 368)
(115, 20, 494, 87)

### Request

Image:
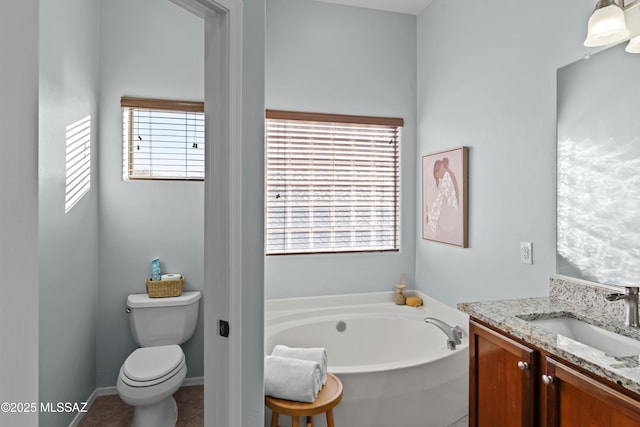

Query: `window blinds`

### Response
(121, 97, 205, 181)
(265, 110, 403, 255)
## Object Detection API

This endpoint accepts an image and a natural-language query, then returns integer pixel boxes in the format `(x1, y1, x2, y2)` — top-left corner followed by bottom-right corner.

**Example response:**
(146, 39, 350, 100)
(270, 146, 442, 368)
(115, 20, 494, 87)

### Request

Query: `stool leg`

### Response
(292, 416, 300, 427)
(270, 411, 279, 427)
(306, 415, 313, 427)
(326, 409, 335, 427)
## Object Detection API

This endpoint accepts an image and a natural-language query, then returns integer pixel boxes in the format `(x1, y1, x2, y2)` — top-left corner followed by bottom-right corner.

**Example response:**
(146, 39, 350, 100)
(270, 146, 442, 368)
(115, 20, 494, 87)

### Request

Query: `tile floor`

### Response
(78, 385, 203, 427)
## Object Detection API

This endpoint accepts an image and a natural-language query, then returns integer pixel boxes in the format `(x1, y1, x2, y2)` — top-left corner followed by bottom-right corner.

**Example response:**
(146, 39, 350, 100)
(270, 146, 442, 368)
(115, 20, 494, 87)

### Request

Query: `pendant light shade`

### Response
(626, 35, 640, 52)
(584, 1, 630, 47)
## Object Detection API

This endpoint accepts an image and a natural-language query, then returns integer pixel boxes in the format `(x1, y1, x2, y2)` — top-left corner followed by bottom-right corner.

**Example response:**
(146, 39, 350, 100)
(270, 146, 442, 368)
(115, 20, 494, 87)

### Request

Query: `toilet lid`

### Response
(123, 345, 184, 382)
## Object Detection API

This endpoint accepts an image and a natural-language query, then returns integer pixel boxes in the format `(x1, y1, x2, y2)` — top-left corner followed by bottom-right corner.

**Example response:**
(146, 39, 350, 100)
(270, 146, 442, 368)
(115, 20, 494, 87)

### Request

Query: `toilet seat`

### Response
(121, 345, 185, 387)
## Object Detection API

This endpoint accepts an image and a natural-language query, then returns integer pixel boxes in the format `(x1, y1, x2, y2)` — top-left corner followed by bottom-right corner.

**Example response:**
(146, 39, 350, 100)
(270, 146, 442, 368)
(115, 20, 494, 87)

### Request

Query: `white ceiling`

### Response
(314, 0, 433, 15)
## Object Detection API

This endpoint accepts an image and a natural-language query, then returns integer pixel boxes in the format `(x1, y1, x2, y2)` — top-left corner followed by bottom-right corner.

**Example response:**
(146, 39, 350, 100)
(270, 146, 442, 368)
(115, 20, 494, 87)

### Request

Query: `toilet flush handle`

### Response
(126, 308, 131, 314)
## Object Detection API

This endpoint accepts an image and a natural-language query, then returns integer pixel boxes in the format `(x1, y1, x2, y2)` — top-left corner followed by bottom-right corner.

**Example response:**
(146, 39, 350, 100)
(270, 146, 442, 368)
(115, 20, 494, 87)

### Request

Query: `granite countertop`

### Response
(458, 295, 640, 396)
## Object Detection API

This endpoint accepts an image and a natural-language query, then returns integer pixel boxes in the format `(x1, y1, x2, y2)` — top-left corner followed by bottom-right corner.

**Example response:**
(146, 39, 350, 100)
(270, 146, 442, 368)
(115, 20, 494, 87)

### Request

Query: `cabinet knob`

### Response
(517, 361, 529, 371)
(542, 375, 554, 385)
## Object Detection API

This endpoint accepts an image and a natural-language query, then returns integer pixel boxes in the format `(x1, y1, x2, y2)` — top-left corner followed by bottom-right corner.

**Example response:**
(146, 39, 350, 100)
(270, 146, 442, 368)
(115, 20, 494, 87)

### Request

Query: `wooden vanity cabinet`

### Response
(470, 318, 640, 427)
(543, 357, 640, 427)
(469, 320, 537, 427)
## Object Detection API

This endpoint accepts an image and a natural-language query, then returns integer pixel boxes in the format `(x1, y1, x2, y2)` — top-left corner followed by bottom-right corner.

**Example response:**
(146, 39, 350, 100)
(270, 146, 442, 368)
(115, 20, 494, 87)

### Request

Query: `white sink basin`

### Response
(527, 317, 640, 358)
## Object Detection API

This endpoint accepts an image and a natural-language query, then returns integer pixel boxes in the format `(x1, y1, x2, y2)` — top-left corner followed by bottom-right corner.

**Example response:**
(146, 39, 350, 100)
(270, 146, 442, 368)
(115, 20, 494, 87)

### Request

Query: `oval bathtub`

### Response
(265, 292, 469, 427)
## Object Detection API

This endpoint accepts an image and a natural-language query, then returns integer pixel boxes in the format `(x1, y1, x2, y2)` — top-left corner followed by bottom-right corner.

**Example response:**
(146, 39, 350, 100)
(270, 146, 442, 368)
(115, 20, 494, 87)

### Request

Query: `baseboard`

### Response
(68, 376, 204, 427)
(183, 376, 204, 387)
(67, 389, 97, 427)
(95, 385, 118, 397)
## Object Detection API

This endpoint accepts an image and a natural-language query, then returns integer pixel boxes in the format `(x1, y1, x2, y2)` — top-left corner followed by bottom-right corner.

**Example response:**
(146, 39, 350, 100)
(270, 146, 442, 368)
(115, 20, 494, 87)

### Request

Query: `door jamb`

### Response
(168, 0, 243, 425)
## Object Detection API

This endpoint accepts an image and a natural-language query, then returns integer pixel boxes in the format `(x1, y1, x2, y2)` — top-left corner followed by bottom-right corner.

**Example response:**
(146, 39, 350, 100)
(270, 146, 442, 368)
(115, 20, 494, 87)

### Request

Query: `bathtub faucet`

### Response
(424, 317, 463, 350)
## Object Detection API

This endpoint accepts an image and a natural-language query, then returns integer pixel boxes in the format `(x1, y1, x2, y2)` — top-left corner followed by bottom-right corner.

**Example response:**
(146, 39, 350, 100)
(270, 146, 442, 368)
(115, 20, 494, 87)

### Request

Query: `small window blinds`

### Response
(121, 97, 205, 181)
(265, 110, 403, 255)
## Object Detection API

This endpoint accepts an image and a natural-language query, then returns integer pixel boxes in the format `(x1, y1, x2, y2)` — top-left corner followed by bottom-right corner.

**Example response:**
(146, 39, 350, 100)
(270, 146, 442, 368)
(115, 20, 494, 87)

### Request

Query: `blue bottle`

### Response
(151, 258, 161, 281)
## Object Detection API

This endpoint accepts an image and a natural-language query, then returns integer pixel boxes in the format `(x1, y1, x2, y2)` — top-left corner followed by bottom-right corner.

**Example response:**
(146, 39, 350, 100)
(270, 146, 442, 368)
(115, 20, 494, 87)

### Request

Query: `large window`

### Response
(265, 110, 403, 255)
(121, 97, 205, 181)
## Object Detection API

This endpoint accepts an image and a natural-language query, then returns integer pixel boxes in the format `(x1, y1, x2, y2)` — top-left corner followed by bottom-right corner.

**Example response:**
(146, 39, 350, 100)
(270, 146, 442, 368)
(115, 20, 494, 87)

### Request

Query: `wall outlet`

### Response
(520, 241, 533, 265)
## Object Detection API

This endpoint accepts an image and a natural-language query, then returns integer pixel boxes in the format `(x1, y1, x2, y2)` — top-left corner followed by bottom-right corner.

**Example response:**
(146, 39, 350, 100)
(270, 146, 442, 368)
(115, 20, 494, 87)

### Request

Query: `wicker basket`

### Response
(146, 276, 184, 298)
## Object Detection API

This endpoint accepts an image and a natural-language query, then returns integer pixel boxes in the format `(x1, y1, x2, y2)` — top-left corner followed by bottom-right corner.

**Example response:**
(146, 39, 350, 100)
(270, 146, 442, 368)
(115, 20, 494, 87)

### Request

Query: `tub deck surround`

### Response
(457, 285, 640, 397)
(265, 291, 469, 326)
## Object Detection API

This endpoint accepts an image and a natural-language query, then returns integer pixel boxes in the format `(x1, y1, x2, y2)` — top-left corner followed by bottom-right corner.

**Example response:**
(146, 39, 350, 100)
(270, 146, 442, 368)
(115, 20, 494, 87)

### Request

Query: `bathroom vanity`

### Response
(459, 278, 640, 427)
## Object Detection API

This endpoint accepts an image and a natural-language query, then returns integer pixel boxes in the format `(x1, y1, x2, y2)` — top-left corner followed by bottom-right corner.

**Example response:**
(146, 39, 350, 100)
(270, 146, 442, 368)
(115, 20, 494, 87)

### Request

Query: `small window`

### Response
(265, 110, 403, 255)
(121, 97, 205, 181)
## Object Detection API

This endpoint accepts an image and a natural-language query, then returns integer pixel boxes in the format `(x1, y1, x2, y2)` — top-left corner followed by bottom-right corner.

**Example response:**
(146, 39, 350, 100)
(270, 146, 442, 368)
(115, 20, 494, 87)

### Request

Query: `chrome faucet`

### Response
(424, 317, 464, 350)
(605, 286, 639, 327)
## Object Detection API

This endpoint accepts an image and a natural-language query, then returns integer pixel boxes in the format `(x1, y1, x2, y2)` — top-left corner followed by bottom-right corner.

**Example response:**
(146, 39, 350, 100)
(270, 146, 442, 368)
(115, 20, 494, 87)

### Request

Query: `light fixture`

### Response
(584, 0, 640, 53)
(584, 0, 630, 47)
(625, 4, 640, 51)
(626, 35, 640, 51)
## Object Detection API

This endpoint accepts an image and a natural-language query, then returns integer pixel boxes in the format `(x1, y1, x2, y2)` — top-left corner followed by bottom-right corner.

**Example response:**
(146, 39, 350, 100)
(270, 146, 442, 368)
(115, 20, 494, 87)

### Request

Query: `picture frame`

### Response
(422, 146, 468, 247)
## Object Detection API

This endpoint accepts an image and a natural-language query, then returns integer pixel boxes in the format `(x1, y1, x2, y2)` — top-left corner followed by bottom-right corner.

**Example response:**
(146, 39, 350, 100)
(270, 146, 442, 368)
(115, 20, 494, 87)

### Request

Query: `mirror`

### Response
(557, 44, 640, 287)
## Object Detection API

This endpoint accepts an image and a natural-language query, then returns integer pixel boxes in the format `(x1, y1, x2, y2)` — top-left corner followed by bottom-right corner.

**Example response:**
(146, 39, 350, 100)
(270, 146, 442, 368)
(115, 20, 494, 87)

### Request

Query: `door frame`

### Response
(169, 0, 243, 425)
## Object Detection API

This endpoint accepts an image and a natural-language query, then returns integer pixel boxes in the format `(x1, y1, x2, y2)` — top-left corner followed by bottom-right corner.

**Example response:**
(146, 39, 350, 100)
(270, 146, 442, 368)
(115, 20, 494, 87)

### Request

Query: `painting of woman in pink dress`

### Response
(422, 147, 468, 247)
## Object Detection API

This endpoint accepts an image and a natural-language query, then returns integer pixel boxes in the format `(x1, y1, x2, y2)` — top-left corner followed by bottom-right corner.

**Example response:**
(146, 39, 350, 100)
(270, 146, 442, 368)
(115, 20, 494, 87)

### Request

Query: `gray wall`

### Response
(39, 0, 101, 425)
(265, 0, 417, 299)
(0, 1, 39, 426)
(414, 0, 595, 306)
(97, 0, 205, 387)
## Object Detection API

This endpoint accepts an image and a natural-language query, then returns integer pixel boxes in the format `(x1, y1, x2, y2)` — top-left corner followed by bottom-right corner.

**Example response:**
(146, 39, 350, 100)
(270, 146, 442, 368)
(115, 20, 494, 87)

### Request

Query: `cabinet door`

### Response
(543, 357, 640, 427)
(470, 320, 537, 427)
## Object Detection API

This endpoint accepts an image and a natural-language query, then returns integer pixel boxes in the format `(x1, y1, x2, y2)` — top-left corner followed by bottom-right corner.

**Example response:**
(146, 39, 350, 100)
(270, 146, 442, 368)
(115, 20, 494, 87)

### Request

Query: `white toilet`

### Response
(117, 291, 201, 427)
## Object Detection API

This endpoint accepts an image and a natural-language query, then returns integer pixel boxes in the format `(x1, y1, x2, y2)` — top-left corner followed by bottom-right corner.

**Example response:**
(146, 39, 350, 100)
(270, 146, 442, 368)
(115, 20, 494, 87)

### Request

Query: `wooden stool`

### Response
(265, 372, 343, 427)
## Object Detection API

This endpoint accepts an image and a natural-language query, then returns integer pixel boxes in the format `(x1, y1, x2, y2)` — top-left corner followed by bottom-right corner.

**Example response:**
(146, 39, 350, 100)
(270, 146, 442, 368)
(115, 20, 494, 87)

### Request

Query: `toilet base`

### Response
(131, 396, 178, 427)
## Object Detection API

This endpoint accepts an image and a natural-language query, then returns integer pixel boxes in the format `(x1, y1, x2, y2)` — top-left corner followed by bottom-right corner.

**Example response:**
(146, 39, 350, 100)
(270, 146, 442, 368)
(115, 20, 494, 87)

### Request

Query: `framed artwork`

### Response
(422, 146, 468, 247)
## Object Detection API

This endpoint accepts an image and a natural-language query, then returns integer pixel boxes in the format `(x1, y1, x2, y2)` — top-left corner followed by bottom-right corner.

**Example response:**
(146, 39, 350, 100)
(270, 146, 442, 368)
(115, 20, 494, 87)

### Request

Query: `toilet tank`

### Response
(126, 291, 201, 347)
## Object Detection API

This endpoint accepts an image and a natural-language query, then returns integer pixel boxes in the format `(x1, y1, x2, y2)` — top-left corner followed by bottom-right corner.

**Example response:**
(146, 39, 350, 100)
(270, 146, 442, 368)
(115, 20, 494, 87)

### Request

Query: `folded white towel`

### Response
(264, 355, 322, 403)
(271, 344, 328, 385)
